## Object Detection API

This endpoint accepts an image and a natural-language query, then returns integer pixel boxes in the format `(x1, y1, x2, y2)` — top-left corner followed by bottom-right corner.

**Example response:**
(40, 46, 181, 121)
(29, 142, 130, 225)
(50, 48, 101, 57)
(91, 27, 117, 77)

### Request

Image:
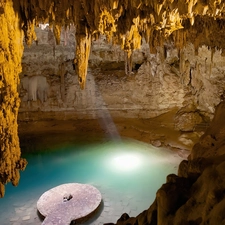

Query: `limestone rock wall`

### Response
(15, 0, 225, 90)
(19, 27, 225, 129)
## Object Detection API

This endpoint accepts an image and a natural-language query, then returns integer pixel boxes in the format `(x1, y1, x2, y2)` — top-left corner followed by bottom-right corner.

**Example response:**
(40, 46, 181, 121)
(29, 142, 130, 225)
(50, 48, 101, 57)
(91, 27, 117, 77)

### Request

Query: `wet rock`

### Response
(151, 140, 162, 147)
(178, 134, 194, 147)
(174, 104, 203, 132)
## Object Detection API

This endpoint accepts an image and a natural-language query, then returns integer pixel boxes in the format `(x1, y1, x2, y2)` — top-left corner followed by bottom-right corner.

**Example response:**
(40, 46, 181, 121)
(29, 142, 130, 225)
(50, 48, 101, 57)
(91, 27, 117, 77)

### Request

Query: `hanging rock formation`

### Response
(0, 0, 27, 197)
(74, 25, 92, 90)
(15, 0, 225, 88)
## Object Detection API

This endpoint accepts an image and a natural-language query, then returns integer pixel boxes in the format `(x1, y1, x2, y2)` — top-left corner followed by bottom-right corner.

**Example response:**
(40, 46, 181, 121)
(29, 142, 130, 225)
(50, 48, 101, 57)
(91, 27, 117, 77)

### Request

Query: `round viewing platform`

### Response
(37, 183, 102, 225)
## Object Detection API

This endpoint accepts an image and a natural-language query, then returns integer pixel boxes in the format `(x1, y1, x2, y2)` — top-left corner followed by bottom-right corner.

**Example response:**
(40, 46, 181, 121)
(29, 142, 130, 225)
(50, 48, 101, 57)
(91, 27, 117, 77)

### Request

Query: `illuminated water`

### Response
(0, 138, 184, 225)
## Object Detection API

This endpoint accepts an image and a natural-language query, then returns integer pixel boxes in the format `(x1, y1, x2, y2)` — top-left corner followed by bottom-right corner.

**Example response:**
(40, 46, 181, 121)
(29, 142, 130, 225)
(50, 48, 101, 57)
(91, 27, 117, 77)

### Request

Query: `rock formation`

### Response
(0, 0, 27, 197)
(1, 2, 225, 225)
(104, 100, 225, 225)
(16, 0, 225, 88)
(19, 28, 224, 128)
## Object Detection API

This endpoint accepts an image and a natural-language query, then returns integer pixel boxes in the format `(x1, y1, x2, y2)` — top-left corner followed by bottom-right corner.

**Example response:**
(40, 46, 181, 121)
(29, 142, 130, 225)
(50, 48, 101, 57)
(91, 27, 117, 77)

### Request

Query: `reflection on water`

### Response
(0, 138, 183, 225)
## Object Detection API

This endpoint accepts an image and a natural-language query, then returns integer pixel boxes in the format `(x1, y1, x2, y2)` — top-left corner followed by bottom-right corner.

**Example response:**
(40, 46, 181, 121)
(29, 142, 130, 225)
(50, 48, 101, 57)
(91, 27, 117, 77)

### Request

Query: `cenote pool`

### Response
(0, 138, 184, 225)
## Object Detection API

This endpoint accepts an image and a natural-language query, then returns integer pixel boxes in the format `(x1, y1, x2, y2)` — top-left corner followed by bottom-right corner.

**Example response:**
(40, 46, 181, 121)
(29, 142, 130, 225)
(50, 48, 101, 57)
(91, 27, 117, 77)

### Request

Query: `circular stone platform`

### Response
(37, 183, 102, 225)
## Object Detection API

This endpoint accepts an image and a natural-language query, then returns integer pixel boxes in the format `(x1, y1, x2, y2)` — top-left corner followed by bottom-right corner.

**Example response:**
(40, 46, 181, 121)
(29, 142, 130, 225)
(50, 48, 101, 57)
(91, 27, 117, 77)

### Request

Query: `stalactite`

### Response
(124, 50, 133, 75)
(0, 0, 27, 197)
(179, 49, 185, 75)
(11, 0, 225, 89)
(189, 16, 194, 25)
(47, 28, 56, 57)
(158, 46, 166, 63)
(53, 23, 62, 45)
(23, 20, 37, 46)
(209, 47, 216, 77)
(211, 47, 215, 63)
(74, 26, 92, 90)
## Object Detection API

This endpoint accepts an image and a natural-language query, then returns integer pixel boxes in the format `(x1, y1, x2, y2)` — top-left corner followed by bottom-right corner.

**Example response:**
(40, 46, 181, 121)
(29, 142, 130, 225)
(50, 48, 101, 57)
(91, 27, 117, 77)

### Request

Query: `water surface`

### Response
(0, 138, 183, 225)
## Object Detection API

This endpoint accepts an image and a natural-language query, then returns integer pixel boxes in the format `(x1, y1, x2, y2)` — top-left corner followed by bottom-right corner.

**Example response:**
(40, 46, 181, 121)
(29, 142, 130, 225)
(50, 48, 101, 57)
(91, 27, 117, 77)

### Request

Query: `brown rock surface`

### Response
(104, 101, 225, 225)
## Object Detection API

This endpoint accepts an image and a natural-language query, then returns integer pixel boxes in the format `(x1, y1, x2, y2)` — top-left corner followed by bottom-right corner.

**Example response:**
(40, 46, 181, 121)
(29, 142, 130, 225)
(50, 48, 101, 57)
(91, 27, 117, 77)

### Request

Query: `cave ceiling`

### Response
(15, 0, 225, 88)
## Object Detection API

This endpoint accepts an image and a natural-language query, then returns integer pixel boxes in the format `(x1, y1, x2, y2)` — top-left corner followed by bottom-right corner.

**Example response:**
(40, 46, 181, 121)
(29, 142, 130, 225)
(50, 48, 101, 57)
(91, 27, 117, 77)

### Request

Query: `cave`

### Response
(1, 0, 225, 224)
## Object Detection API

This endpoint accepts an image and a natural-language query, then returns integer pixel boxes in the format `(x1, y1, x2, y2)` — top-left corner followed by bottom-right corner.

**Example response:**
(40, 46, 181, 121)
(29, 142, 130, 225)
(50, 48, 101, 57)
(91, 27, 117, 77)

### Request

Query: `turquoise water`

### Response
(0, 138, 183, 225)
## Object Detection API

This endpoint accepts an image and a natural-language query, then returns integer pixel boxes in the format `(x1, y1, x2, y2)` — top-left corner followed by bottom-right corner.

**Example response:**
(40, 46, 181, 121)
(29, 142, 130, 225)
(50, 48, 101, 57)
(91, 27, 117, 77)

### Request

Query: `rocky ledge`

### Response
(104, 101, 225, 225)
